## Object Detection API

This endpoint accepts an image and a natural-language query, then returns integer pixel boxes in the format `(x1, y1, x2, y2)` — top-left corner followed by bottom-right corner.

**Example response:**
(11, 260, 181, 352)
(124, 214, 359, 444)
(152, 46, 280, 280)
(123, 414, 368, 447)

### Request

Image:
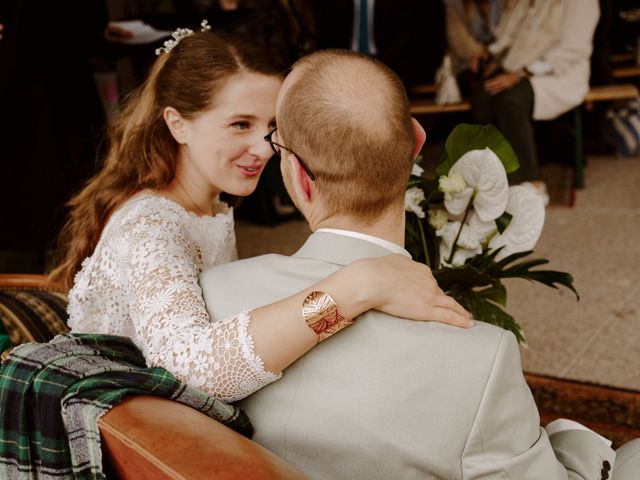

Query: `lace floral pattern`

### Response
(68, 192, 280, 401)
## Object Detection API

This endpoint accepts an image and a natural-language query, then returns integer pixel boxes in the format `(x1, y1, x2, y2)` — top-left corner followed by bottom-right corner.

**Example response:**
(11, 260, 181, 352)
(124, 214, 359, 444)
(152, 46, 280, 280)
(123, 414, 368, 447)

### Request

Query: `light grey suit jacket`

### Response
(201, 232, 621, 479)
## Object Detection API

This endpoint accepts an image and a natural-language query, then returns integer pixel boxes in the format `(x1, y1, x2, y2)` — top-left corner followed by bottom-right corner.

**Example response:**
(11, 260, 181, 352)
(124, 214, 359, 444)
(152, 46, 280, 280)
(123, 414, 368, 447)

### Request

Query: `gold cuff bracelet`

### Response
(302, 291, 353, 342)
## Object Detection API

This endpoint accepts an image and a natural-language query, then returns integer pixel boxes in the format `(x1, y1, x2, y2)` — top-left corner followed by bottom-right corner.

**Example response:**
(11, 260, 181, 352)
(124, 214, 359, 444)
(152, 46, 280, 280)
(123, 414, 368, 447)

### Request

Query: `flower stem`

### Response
(417, 218, 430, 268)
(447, 195, 474, 264)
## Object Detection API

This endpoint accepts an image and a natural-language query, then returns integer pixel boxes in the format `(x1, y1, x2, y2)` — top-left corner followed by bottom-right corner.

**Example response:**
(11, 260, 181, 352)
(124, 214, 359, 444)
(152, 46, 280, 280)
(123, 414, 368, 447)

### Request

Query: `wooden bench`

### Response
(612, 65, 640, 80)
(573, 83, 638, 187)
(583, 83, 639, 108)
(409, 82, 639, 189)
(409, 99, 470, 115)
(408, 83, 639, 117)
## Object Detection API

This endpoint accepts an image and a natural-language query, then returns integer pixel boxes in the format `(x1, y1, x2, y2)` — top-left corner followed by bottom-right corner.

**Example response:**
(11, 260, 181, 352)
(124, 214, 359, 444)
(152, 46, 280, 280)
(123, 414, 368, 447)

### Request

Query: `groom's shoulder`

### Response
(200, 253, 335, 288)
(200, 253, 337, 319)
(202, 253, 292, 282)
(205, 253, 288, 273)
(361, 310, 516, 362)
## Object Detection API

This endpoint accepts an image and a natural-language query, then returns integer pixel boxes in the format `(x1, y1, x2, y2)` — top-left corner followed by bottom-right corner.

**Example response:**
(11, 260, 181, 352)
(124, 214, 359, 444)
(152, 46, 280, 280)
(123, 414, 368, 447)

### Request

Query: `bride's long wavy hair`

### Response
(50, 31, 283, 289)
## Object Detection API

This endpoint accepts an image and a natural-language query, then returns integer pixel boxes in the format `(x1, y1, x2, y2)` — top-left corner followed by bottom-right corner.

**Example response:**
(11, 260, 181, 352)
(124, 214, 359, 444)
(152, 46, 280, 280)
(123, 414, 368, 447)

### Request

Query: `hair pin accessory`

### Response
(155, 19, 211, 56)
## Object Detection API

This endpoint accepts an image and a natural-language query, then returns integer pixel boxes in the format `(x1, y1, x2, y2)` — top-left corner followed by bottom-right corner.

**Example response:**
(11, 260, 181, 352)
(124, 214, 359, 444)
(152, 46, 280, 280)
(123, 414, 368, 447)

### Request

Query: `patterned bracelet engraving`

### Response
(302, 291, 353, 342)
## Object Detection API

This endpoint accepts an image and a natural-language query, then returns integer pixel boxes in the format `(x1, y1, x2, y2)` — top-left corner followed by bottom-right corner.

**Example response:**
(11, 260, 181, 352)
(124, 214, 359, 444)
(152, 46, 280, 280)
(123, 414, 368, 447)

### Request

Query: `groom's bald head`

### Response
(277, 49, 415, 222)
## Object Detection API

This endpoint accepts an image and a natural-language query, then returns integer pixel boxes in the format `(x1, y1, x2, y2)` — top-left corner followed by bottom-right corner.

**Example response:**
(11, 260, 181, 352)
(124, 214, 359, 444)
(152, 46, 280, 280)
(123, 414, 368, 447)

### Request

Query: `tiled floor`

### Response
(235, 153, 640, 391)
(511, 154, 640, 390)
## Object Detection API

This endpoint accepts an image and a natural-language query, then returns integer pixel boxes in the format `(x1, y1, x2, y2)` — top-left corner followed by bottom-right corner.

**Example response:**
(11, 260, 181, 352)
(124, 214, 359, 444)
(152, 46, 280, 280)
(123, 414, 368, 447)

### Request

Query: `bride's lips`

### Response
(237, 164, 263, 177)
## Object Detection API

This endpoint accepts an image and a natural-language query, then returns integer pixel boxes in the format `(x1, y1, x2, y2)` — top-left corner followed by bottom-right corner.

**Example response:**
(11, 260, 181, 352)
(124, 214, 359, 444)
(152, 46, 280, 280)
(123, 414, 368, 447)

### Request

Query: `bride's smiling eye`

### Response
(231, 121, 250, 130)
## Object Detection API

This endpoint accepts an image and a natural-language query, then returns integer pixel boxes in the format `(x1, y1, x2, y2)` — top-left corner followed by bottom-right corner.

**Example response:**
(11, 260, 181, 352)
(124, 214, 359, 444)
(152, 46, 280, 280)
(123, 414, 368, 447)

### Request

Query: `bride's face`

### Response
(176, 72, 281, 198)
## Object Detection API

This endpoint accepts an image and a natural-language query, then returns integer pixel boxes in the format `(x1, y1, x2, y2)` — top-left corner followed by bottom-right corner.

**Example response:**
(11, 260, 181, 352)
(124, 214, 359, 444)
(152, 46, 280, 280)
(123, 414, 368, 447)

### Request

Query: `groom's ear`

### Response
(281, 152, 312, 204)
(293, 154, 313, 201)
(411, 118, 427, 160)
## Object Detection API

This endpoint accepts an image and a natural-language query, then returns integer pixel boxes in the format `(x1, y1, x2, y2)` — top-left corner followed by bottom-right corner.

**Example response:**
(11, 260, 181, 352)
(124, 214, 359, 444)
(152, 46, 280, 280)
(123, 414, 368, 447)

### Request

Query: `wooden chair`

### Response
(0, 274, 306, 479)
(101, 395, 306, 479)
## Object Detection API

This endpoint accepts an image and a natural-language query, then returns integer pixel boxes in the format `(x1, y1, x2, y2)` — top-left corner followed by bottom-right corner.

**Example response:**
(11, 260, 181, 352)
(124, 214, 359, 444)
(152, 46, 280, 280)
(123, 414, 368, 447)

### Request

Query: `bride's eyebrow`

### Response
(225, 114, 257, 121)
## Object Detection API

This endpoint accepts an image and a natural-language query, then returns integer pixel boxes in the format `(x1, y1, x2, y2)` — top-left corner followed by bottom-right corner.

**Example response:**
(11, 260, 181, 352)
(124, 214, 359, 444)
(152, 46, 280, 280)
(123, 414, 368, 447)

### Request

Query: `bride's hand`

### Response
(355, 254, 473, 328)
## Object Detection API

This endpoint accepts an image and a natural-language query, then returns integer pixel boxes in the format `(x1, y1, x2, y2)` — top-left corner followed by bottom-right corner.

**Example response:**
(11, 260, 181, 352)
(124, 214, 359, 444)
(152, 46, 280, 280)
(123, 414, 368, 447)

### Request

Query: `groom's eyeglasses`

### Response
(264, 128, 316, 181)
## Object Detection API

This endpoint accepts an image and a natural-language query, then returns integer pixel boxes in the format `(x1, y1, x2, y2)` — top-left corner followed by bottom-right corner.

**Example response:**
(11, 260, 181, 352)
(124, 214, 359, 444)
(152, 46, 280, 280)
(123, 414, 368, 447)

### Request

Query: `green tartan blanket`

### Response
(0, 333, 252, 479)
(0, 334, 11, 355)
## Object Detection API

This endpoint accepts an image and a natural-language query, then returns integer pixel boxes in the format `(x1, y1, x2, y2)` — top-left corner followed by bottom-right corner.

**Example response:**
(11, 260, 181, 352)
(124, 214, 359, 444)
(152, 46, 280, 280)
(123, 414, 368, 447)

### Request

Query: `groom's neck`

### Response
(313, 205, 406, 248)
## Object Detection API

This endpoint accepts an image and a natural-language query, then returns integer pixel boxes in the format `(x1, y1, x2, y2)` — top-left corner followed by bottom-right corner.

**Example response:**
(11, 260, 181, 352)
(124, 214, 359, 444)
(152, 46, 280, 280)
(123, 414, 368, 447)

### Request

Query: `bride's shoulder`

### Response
(109, 192, 234, 237)
(104, 192, 187, 236)
(122, 191, 186, 219)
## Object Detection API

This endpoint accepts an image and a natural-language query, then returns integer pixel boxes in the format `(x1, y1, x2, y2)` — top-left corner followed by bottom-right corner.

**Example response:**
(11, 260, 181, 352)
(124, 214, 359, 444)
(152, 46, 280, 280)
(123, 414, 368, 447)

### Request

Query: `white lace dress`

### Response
(68, 192, 280, 401)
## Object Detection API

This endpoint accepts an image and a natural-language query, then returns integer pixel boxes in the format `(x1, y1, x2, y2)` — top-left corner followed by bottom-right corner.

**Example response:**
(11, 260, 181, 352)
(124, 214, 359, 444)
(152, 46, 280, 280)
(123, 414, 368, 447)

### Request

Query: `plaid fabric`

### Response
(0, 334, 11, 354)
(0, 333, 253, 479)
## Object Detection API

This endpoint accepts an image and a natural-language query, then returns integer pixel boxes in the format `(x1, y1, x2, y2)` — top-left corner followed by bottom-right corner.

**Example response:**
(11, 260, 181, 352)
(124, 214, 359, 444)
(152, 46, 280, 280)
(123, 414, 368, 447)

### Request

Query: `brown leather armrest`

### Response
(99, 396, 307, 480)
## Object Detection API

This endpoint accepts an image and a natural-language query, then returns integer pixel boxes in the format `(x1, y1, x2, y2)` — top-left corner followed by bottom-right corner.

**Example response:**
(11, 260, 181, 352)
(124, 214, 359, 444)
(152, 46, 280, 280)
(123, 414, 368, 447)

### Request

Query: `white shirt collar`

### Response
(315, 228, 411, 258)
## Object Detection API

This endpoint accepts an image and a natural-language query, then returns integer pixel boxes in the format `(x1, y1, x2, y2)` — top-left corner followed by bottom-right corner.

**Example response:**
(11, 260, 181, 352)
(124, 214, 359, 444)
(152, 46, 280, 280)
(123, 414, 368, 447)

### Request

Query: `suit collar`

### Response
(315, 228, 410, 257)
(293, 231, 399, 266)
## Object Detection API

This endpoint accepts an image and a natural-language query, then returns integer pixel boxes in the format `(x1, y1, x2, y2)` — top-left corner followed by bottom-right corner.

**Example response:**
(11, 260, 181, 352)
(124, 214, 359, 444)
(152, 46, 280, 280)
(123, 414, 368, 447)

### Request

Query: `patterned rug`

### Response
(525, 373, 640, 448)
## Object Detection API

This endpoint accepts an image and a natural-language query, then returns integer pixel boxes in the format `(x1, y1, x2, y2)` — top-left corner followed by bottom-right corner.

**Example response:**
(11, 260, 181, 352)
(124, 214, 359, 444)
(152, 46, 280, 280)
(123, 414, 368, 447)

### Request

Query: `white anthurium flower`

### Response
(443, 148, 509, 222)
(489, 185, 546, 261)
(437, 219, 489, 267)
(428, 209, 449, 230)
(436, 221, 460, 251)
(441, 247, 479, 268)
(411, 163, 424, 177)
(467, 211, 498, 244)
(437, 222, 475, 267)
(404, 186, 426, 218)
(439, 171, 468, 199)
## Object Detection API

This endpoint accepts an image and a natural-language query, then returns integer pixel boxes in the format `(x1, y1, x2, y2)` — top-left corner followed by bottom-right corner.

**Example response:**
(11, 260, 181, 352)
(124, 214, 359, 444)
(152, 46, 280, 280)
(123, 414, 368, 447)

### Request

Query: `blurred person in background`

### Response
(464, 0, 599, 202)
(303, 0, 446, 89)
(445, 0, 504, 79)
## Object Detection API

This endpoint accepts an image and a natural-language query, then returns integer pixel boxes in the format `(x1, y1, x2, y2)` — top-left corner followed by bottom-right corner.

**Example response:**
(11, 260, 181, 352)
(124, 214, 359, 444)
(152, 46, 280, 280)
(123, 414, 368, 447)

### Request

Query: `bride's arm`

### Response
(125, 217, 469, 401)
(249, 254, 471, 373)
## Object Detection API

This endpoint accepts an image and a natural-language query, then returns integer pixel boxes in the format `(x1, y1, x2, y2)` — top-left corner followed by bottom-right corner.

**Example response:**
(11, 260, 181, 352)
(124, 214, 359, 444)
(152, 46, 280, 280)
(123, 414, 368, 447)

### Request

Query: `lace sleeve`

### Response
(123, 212, 280, 402)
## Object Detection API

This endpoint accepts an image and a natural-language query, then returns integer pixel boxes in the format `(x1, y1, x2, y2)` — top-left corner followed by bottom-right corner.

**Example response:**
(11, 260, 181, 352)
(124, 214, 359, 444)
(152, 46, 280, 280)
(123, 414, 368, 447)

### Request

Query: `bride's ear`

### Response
(164, 107, 187, 144)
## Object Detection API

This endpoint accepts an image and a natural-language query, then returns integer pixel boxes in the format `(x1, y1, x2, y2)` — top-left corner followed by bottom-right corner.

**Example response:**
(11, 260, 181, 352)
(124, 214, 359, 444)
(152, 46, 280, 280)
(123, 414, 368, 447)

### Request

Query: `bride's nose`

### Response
(248, 132, 274, 161)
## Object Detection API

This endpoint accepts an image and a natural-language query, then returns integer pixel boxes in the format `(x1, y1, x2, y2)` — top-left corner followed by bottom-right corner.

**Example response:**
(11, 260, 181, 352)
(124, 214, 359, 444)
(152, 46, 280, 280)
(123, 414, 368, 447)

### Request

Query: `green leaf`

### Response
(469, 247, 504, 271)
(426, 189, 444, 203)
(404, 213, 439, 267)
(449, 289, 526, 344)
(494, 212, 513, 234)
(420, 178, 442, 202)
(496, 258, 549, 277)
(522, 270, 579, 300)
(436, 124, 520, 176)
(478, 282, 507, 306)
(486, 254, 580, 300)
(405, 220, 418, 237)
(491, 250, 535, 270)
(417, 215, 431, 268)
(434, 265, 494, 291)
